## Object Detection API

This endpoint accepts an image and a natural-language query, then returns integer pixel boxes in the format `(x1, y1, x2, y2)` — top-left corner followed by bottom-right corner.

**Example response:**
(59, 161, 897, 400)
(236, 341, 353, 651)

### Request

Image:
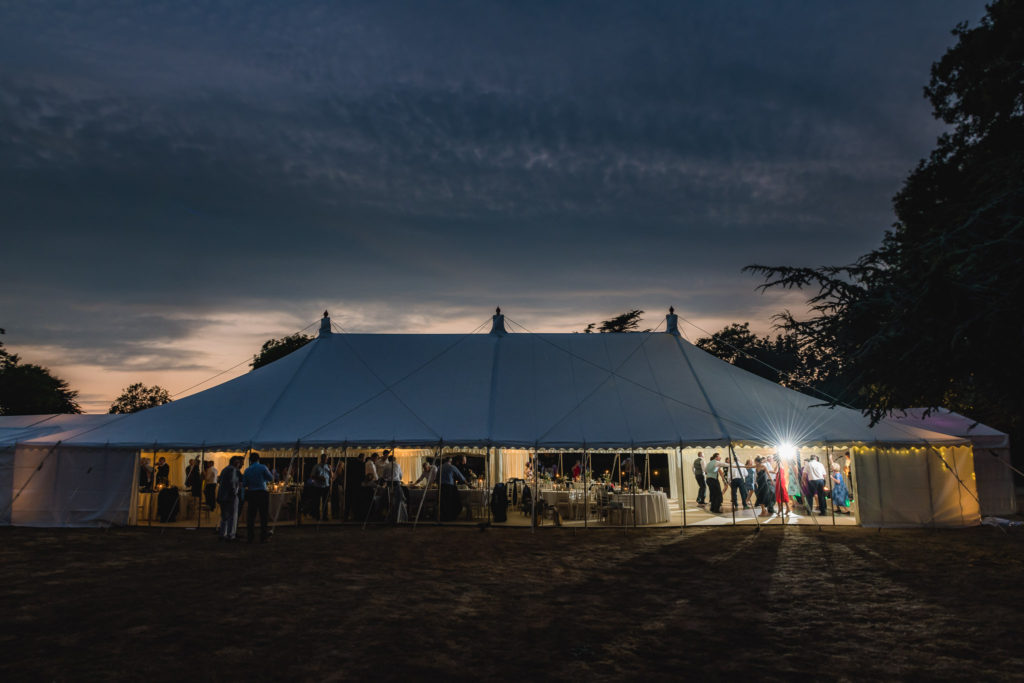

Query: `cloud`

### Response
(0, 0, 990, 408)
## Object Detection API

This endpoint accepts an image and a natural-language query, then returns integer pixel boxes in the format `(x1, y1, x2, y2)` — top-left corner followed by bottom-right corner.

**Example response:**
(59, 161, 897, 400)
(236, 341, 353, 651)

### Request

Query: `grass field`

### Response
(2, 525, 1022, 681)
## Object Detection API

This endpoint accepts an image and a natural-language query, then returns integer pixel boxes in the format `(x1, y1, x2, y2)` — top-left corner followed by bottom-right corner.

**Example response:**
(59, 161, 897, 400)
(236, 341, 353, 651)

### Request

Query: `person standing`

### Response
(754, 457, 774, 517)
(830, 462, 852, 515)
(743, 458, 756, 508)
(203, 461, 218, 511)
(804, 454, 828, 515)
(139, 458, 154, 491)
(571, 459, 582, 481)
(728, 457, 749, 510)
(362, 453, 380, 519)
(344, 453, 365, 521)
(310, 453, 332, 521)
(413, 460, 436, 486)
(243, 452, 274, 543)
(330, 458, 344, 520)
(185, 457, 202, 497)
(155, 457, 170, 488)
(439, 457, 467, 521)
(693, 452, 707, 506)
(774, 454, 792, 518)
(217, 456, 245, 541)
(383, 454, 405, 524)
(705, 453, 725, 513)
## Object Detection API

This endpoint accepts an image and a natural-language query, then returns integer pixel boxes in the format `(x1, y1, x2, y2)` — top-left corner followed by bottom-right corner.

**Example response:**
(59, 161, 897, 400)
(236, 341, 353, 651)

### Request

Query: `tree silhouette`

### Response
(746, 0, 1024, 432)
(109, 383, 172, 414)
(251, 333, 313, 370)
(0, 342, 81, 415)
(583, 309, 648, 333)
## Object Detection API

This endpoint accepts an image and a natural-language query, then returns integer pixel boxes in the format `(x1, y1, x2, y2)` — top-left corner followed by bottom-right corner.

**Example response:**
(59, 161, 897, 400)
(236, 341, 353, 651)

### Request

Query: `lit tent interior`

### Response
(2, 310, 980, 528)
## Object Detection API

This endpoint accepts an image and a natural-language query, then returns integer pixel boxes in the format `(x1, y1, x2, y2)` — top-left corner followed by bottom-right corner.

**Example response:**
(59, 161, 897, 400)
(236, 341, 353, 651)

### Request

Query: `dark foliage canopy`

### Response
(109, 383, 172, 414)
(0, 342, 81, 415)
(695, 323, 805, 389)
(251, 333, 313, 370)
(745, 0, 1024, 431)
(583, 309, 649, 334)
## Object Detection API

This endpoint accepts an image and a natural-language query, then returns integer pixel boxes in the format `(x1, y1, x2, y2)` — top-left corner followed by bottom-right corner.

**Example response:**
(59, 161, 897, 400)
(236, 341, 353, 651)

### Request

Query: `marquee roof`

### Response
(14, 314, 965, 450)
(889, 408, 1009, 449)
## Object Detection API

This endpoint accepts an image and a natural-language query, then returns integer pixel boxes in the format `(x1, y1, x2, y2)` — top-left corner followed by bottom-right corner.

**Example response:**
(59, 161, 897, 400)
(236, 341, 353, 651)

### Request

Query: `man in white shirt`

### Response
(804, 455, 828, 515)
(203, 461, 218, 511)
(704, 453, 726, 513)
(386, 454, 403, 483)
(382, 453, 406, 524)
(413, 461, 436, 486)
(310, 453, 332, 521)
(728, 457, 749, 510)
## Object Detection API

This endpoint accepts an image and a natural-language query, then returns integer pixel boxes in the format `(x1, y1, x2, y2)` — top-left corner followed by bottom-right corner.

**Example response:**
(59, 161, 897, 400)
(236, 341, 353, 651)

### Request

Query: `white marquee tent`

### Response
(1, 312, 981, 528)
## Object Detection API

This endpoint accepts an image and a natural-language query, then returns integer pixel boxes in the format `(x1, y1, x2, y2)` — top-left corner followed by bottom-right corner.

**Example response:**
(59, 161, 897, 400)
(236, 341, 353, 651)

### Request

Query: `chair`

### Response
(596, 488, 614, 522)
(519, 485, 534, 516)
(608, 504, 635, 526)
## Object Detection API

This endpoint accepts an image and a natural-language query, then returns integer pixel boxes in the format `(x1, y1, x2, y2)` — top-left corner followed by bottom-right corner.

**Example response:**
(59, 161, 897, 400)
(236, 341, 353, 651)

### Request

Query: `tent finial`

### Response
(490, 307, 507, 336)
(319, 311, 332, 336)
(666, 307, 680, 336)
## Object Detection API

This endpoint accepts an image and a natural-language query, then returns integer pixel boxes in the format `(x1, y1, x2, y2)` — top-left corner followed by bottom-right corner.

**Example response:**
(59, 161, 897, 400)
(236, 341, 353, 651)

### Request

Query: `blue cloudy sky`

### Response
(0, 0, 988, 411)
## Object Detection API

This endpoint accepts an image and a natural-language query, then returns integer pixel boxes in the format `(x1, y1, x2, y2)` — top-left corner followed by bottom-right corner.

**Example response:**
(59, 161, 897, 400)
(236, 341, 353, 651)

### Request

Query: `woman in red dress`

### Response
(774, 454, 792, 518)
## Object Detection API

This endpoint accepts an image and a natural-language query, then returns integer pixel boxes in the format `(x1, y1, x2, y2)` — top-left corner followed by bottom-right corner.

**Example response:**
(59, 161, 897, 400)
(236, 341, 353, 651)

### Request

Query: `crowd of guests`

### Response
(692, 450, 853, 517)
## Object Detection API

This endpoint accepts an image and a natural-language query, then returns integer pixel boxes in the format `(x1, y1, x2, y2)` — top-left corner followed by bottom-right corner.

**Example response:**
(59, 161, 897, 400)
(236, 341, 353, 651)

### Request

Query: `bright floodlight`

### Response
(778, 442, 797, 461)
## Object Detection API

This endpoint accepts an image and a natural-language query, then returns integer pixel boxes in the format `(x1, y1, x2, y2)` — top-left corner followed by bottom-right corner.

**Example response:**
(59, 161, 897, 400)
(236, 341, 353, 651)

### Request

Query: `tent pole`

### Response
(486, 446, 492, 525)
(294, 445, 302, 528)
(196, 446, 205, 530)
(531, 447, 538, 532)
(615, 452, 621, 491)
(926, 444, 981, 509)
(826, 446, 837, 527)
(728, 443, 737, 527)
(678, 446, 687, 531)
(631, 447, 636, 531)
(875, 446, 885, 529)
(148, 450, 155, 527)
(923, 445, 936, 528)
(645, 450, 651, 492)
(342, 446, 350, 528)
(729, 443, 758, 531)
(583, 448, 588, 530)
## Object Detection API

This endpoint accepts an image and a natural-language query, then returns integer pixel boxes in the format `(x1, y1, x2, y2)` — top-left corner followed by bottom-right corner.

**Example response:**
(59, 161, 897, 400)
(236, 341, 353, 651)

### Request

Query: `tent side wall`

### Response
(0, 445, 12, 525)
(973, 447, 1017, 516)
(853, 445, 980, 527)
(11, 445, 138, 527)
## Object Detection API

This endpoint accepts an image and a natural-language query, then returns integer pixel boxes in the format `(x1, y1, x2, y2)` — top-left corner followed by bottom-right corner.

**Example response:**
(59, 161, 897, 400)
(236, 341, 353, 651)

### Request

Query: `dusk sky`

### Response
(1, 1, 988, 413)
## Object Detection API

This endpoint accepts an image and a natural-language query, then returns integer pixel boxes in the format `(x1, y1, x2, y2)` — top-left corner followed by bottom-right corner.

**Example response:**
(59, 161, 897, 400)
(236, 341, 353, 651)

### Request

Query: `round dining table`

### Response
(611, 491, 670, 524)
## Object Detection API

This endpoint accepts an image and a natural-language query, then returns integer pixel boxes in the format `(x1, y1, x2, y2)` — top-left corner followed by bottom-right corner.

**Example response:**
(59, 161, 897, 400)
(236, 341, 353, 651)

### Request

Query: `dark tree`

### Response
(695, 323, 808, 389)
(251, 333, 313, 370)
(109, 383, 172, 414)
(0, 342, 81, 415)
(746, 0, 1024, 431)
(583, 309, 649, 333)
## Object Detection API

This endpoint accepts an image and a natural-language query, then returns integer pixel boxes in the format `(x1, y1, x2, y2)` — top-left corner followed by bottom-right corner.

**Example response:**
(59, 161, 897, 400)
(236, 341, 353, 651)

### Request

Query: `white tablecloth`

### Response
(612, 491, 670, 524)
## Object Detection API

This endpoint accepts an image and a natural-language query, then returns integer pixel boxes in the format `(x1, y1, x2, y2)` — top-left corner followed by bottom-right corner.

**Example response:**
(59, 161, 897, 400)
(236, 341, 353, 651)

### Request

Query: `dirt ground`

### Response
(1, 525, 1022, 682)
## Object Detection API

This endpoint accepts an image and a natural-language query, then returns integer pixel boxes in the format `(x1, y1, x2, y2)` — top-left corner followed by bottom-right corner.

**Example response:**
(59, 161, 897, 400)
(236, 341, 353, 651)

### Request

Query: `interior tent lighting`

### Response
(778, 443, 798, 461)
